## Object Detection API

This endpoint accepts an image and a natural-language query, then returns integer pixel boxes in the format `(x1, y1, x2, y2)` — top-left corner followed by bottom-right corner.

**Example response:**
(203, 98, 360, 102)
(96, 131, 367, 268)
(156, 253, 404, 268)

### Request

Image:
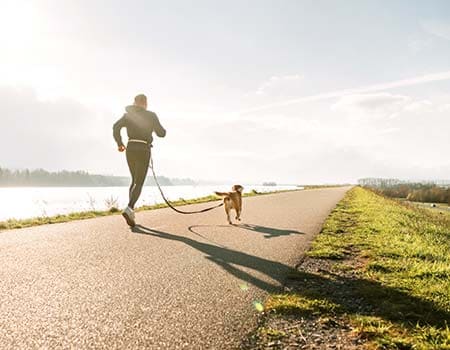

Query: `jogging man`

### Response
(113, 94, 166, 226)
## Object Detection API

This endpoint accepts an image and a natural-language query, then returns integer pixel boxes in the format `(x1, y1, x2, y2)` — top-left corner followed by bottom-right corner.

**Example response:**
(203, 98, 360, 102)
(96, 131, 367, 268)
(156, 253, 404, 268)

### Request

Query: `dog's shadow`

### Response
(188, 223, 304, 239)
(236, 223, 304, 238)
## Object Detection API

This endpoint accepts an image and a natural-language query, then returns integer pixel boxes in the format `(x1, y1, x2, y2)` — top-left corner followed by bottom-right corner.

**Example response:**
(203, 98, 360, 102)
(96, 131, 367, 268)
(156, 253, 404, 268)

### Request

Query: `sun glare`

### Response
(0, 1, 38, 48)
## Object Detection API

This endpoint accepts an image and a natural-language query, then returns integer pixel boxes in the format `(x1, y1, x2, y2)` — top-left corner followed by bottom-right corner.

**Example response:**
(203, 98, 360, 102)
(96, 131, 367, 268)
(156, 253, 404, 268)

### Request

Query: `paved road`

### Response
(0, 187, 350, 349)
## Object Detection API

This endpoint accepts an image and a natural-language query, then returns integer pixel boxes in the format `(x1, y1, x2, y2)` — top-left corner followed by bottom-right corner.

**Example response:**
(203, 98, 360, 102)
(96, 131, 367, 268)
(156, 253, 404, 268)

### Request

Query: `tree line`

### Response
(0, 167, 196, 187)
(358, 178, 450, 204)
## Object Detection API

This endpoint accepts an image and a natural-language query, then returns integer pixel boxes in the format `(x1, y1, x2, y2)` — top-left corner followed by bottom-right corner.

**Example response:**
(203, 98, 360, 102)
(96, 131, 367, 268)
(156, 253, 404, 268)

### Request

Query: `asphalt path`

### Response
(0, 187, 350, 349)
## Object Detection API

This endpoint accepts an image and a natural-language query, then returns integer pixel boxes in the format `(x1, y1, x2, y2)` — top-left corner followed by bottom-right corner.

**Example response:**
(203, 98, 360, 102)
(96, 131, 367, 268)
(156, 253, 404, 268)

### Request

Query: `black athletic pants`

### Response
(126, 142, 151, 209)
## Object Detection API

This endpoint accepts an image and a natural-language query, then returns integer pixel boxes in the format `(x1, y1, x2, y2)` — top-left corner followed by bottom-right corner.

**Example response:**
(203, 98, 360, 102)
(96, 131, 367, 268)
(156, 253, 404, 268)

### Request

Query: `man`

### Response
(113, 94, 166, 227)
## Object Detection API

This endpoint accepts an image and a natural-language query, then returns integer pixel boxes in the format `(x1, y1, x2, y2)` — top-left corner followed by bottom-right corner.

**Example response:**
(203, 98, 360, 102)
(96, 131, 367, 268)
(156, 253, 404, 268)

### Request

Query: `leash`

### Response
(149, 154, 223, 214)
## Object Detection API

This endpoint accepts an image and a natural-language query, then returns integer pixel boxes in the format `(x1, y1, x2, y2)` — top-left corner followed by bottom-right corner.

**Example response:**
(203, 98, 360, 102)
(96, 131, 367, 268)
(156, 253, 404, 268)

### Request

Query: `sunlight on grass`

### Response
(267, 294, 341, 316)
(303, 187, 450, 349)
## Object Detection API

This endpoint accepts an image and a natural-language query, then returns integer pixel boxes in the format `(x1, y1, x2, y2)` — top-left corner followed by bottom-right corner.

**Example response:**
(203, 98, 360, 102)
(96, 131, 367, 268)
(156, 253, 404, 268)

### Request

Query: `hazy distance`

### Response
(1, 0, 449, 184)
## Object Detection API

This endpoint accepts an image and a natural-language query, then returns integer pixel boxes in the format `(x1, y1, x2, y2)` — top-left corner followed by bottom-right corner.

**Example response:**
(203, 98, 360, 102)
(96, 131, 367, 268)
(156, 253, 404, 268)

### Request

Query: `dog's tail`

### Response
(214, 191, 230, 197)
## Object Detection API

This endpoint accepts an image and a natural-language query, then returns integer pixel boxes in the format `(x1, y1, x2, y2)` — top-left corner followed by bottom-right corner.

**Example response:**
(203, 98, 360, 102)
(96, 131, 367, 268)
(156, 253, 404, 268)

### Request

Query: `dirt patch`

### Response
(241, 253, 370, 350)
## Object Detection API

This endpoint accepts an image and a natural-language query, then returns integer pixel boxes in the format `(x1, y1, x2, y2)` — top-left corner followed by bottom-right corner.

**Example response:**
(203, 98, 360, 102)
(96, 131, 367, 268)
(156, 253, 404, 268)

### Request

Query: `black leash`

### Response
(149, 155, 223, 214)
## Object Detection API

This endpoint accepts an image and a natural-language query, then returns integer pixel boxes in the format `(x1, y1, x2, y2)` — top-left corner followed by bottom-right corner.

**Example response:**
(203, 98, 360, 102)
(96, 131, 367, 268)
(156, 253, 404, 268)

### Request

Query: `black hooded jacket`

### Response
(113, 105, 166, 147)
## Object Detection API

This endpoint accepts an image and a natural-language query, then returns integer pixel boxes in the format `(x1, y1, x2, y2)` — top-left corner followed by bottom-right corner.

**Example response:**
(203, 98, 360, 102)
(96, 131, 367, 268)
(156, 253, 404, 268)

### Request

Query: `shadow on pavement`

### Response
(235, 223, 304, 238)
(133, 224, 288, 292)
(131, 225, 450, 328)
(188, 223, 304, 239)
(187, 224, 231, 245)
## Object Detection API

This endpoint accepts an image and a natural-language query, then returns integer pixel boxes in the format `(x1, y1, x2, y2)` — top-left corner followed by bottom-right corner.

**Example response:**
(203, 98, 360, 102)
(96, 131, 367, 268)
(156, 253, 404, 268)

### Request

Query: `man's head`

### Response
(134, 94, 148, 109)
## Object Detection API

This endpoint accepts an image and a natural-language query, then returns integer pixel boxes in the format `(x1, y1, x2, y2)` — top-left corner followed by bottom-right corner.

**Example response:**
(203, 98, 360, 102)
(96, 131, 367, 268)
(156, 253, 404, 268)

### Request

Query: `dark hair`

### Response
(134, 94, 147, 105)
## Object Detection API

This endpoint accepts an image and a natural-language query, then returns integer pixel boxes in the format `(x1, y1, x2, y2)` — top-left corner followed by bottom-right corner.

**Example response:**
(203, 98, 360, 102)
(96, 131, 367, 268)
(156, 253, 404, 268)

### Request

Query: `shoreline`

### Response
(0, 188, 301, 232)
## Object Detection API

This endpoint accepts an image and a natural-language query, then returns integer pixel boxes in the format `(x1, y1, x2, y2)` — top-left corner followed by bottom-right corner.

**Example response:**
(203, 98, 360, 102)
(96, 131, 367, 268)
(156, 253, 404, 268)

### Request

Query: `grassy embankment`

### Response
(248, 187, 450, 349)
(0, 189, 296, 231)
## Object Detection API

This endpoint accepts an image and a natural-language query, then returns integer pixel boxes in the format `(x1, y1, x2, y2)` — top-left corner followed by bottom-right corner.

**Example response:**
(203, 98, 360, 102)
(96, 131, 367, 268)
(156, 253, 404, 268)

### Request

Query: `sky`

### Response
(0, 0, 449, 184)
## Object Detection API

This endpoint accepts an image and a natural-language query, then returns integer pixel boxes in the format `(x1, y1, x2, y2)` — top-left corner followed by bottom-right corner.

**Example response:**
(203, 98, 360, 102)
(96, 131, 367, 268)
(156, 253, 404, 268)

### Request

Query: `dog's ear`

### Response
(233, 184, 243, 192)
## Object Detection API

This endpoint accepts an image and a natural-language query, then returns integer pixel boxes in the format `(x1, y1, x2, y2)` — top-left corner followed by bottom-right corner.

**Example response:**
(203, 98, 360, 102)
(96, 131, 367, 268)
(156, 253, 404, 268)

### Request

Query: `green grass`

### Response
(266, 294, 342, 316)
(265, 187, 450, 349)
(0, 189, 297, 231)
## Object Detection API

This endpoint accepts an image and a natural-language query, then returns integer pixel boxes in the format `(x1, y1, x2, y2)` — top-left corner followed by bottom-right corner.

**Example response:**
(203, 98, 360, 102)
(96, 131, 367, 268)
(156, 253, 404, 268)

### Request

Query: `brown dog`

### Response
(214, 185, 244, 224)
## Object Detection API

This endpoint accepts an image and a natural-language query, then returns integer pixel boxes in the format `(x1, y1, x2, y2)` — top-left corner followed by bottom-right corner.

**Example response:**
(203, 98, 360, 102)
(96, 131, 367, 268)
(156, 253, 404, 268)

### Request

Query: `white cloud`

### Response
(331, 93, 411, 116)
(271, 147, 450, 184)
(407, 37, 432, 54)
(379, 127, 400, 135)
(1, 84, 448, 184)
(331, 94, 436, 123)
(255, 74, 303, 95)
(421, 19, 450, 41)
(239, 71, 450, 115)
(333, 94, 436, 116)
(402, 99, 432, 112)
(437, 103, 450, 112)
(0, 86, 111, 172)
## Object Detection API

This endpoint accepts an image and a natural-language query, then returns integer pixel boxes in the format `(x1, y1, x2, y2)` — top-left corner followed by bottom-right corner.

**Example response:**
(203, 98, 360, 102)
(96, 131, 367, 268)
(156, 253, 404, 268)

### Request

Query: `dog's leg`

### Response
(236, 197, 242, 221)
(225, 201, 232, 224)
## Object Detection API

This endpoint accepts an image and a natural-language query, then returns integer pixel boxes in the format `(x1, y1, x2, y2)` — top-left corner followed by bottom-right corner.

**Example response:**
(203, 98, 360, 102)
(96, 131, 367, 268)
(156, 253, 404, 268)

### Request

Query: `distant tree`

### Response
(360, 178, 450, 204)
(0, 166, 197, 187)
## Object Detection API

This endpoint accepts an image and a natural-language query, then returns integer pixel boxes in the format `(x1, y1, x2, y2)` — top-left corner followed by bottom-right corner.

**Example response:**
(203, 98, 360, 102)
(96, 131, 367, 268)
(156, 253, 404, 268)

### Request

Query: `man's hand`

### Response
(118, 145, 126, 152)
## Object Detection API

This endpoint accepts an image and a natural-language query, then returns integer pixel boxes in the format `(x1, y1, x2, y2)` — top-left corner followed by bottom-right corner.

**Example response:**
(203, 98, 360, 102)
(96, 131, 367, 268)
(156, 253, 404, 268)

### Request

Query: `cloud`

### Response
(1, 84, 448, 184)
(255, 74, 303, 95)
(239, 70, 450, 115)
(437, 103, 450, 112)
(421, 19, 450, 41)
(407, 37, 432, 54)
(331, 93, 411, 115)
(330, 93, 437, 125)
(402, 99, 432, 112)
(0, 86, 112, 172)
(276, 148, 450, 184)
(332, 94, 435, 119)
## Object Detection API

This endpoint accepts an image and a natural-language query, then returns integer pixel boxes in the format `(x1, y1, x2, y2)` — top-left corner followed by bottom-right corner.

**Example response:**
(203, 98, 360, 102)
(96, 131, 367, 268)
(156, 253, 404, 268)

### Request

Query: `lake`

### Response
(0, 185, 299, 221)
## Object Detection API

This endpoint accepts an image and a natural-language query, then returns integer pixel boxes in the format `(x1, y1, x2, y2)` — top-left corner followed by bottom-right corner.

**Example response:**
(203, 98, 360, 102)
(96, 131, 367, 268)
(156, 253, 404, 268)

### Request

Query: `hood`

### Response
(125, 105, 146, 115)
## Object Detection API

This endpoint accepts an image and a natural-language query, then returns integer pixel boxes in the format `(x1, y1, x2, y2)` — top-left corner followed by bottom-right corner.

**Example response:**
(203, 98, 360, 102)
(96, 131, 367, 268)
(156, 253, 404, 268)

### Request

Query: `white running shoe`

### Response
(122, 206, 136, 227)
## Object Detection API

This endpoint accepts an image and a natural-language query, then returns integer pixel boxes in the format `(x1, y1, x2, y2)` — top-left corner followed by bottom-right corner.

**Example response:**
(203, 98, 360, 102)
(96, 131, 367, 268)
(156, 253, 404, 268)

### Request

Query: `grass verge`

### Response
(0, 189, 296, 231)
(243, 187, 450, 350)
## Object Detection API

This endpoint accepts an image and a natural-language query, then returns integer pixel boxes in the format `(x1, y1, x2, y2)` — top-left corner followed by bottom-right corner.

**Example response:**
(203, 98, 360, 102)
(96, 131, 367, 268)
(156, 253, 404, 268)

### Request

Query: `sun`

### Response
(0, 1, 39, 49)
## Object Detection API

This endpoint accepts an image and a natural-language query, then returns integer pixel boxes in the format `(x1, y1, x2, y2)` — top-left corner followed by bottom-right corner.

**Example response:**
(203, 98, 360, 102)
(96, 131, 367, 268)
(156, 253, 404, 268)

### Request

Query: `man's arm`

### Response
(113, 114, 127, 148)
(153, 114, 166, 137)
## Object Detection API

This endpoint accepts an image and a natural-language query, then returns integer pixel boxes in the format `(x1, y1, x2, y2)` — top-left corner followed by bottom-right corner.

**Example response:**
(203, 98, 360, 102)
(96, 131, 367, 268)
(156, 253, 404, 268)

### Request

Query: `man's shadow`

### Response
(133, 224, 289, 292)
(132, 225, 450, 329)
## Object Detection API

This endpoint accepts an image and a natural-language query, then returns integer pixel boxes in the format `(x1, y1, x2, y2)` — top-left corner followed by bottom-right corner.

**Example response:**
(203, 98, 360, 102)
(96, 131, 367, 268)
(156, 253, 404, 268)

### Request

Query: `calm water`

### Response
(0, 185, 299, 221)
